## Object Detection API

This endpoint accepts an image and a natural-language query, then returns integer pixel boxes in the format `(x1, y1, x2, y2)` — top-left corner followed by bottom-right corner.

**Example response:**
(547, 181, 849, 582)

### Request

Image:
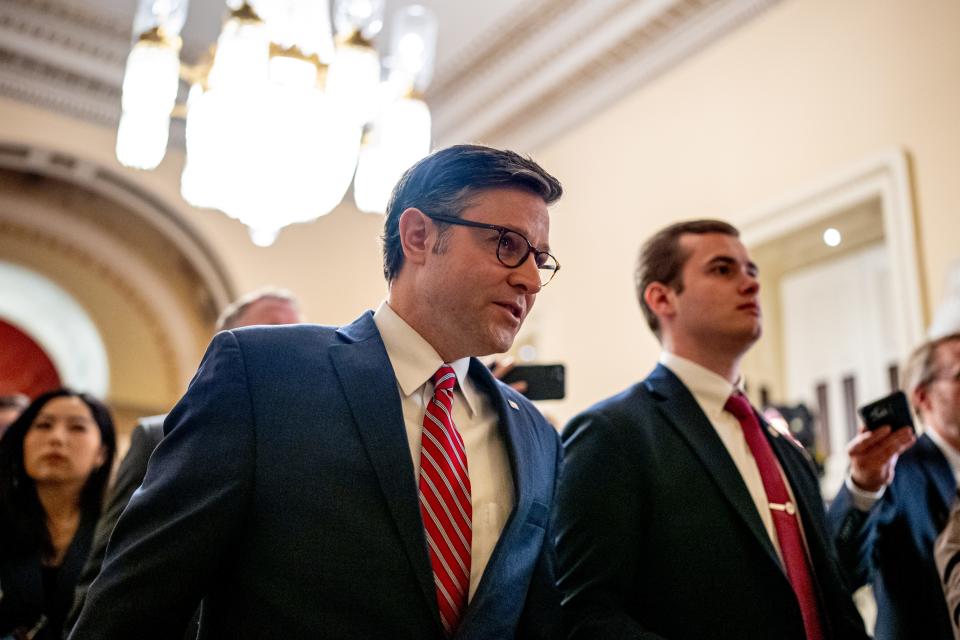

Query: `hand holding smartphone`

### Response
(858, 390, 915, 433)
(491, 362, 566, 400)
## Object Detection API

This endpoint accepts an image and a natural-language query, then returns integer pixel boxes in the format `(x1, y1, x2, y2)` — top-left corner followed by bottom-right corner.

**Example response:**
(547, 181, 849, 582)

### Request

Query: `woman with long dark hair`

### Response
(0, 388, 116, 639)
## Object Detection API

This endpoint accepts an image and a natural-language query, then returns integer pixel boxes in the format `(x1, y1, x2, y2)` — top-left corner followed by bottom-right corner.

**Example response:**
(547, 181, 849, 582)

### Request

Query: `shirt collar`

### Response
(926, 426, 960, 479)
(373, 301, 478, 416)
(659, 351, 741, 421)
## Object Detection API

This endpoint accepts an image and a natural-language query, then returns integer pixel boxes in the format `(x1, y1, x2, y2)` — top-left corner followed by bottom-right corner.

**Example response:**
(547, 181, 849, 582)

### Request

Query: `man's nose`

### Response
(741, 269, 760, 294)
(510, 252, 543, 294)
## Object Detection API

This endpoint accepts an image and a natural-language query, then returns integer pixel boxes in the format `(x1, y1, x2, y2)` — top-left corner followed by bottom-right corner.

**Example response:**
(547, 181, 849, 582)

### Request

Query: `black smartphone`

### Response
(858, 390, 915, 432)
(499, 364, 565, 401)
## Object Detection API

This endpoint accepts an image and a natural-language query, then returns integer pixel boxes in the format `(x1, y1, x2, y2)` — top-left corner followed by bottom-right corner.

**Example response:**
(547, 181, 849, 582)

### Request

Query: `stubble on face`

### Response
(416, 188, 549, 362)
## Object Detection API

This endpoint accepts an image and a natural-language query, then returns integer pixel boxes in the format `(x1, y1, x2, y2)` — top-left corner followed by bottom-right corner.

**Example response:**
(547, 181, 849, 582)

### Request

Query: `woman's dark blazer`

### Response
(0, 511, 97, 639)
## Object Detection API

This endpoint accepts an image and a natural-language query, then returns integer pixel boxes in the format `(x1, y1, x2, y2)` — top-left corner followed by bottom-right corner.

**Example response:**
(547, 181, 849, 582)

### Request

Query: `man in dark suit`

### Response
(554, 219, 868, 640)
(66, 288, 303, 634)
(68, 144, 564, 639)
(828, 331, 960, 639)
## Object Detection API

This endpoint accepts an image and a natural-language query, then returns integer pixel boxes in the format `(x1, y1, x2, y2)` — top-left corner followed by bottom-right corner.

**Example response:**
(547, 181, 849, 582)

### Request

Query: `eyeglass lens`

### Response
(497, 230, 558, 285)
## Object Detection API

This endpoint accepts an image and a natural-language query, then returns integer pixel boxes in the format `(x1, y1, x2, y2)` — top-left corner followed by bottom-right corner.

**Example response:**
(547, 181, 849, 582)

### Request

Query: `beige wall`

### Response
(1, 0, 957, 425)
(534, 0, 960, 421)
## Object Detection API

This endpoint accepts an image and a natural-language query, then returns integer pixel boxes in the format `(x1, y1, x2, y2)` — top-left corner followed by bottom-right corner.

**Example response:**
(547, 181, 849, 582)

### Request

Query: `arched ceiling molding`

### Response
(0, 260, 109, 396)
(0, 184, 204, 397)
(0, 142, 235, 311)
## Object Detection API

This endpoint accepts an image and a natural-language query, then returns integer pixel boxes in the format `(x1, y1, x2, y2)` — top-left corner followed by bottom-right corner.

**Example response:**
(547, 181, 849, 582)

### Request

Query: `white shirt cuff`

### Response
(845, 474, 886, 511)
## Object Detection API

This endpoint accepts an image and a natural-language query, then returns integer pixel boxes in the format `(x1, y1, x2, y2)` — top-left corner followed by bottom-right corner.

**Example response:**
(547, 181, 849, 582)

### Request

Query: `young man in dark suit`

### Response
(68, 145, 564, 639)
(554, 219, 868, 640)
(828, 332, 959, 640)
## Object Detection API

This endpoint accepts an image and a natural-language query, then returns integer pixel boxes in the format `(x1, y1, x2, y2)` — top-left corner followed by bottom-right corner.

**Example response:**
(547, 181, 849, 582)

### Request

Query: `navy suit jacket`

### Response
(828, 432, 956, 639)
(68, 312, 562, 639)
(68, 415, 165, 629)
(554, 364, 868, 640)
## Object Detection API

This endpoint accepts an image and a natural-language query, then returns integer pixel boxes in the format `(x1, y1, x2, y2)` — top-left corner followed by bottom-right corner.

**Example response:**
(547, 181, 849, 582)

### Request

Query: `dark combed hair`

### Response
(635, 219, 740, 337)
(0, 388, 117, 557)
(380, 144, 563, 281)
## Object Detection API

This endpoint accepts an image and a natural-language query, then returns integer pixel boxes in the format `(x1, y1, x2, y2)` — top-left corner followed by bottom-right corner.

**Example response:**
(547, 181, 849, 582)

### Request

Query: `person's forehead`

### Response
(934, 338, 960, 365)
(461, 188, 550, 240)
(252, 297, 290, 308)
(246, 297, 295, 314)
(39, 396, 92, 418)
(681, 232, 748, 260)
(461, 187, 547, 217)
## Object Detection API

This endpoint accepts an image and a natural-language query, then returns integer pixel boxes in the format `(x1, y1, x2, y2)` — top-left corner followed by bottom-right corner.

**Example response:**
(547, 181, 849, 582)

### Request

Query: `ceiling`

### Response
(0, 0, 780, 153)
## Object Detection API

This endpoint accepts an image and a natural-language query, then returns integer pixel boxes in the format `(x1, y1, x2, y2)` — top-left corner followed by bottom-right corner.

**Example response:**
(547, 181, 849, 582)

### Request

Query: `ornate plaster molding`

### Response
(0, 0, 781, 155)
(0, 0, 127, 124)
(429, 0, 782, 151)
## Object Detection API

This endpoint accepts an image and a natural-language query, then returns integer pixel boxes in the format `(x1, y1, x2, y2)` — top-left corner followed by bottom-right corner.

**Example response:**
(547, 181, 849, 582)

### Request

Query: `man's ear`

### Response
(912, 384, 930, 420)
(397, 208, 433, 267)
(644, 282, 676, 321)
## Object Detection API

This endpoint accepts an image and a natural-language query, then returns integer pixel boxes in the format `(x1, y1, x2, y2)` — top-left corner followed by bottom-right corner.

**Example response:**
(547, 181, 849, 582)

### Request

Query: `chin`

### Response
(485, 333, 517, 358)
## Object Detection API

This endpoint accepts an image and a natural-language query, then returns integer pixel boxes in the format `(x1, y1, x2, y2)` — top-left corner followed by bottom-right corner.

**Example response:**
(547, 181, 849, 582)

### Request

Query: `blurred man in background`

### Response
(829, 332, 960, 640)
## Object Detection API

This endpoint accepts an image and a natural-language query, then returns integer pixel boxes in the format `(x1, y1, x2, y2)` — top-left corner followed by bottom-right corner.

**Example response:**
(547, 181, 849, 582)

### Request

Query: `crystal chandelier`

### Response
(116, 0, 437, 246)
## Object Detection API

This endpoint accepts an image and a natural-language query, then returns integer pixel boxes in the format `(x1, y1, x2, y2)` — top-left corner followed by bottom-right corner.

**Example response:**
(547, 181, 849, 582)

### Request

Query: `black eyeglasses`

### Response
(424, 213, 560, 287)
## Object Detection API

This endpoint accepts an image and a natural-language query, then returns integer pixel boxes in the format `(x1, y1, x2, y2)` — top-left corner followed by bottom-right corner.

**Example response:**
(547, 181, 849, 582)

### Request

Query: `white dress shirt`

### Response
(374, 301, 514, 600)
(660, 352, 801, 560)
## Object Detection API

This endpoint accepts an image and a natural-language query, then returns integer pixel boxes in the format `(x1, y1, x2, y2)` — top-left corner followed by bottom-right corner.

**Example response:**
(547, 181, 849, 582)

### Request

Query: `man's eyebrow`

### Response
(706, 255, 759, 274)
(496, 222, 551, 252)
(706, 255, 736, 267)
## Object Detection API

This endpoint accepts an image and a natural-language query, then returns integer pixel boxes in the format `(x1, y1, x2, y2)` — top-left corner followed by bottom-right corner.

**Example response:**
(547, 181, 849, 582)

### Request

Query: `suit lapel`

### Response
(644, 364, 782, 569)
(472, 358, 534, 519)
(327, 312, 438, 622)
(766, 426, 819, 524)
(765, 420, 831, 554)
(456, 360, 537, 630)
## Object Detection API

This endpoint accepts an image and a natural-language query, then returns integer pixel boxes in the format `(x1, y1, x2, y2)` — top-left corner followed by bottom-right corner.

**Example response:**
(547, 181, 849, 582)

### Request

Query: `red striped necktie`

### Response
(724, 392, 825, 640)
(419, 365, 472, 637)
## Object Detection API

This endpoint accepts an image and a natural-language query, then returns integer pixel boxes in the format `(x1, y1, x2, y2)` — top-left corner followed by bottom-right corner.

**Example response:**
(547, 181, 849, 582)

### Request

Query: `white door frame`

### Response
(739, 148, 925, 360)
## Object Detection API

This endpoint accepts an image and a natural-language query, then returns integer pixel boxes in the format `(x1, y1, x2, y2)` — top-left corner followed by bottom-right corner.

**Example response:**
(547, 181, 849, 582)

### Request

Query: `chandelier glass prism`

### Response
(116, 0, 437, 246)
